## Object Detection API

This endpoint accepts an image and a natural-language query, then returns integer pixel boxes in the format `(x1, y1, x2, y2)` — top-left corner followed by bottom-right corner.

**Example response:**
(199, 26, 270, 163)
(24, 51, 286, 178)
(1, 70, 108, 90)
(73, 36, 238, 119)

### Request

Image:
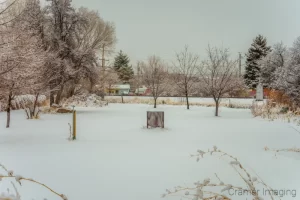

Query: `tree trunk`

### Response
(32, 93, 39, 118)
(55, 85, 64, 105)
(6, 92, 12, 128)
(69, 83, 76, 97)
(215, 100, 219, 117)
(121, 95, 124, 103)
(50, 91, 55, 106)
(154, 97, 157, 108)
(6, 108, 10, 128)
(185, 90, 190, 110)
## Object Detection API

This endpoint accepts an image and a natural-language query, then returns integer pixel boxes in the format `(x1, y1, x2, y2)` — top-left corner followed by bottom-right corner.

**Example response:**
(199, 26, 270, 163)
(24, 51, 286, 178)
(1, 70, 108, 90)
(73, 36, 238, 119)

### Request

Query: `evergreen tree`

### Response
(113, 50, 134, 83)
(118, 65, 134, 83)
(244, 35, 271, 89)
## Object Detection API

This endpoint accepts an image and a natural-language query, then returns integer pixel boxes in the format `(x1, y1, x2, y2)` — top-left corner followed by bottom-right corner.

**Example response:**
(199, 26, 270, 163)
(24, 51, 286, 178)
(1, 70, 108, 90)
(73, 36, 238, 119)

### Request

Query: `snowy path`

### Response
(0, 104, 300, 200)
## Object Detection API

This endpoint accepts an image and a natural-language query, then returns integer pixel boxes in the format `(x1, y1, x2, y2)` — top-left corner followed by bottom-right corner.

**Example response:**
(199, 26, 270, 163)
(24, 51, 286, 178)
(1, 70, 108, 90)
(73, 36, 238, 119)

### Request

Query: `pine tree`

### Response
(113, 50, 134, 83)
(244, 35, 271, 89)
(118, 65, 134, 83)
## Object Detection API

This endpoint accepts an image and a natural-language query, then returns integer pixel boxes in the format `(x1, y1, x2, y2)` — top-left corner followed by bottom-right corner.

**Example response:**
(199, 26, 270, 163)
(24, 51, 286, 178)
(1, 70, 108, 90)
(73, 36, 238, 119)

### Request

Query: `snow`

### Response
(0, 104, 300, 200)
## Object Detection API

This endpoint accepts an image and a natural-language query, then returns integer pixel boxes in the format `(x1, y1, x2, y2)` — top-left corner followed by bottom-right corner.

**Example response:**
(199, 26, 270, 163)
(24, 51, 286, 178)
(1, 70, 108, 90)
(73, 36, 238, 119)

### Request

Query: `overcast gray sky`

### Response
(73, 0, 300, 66)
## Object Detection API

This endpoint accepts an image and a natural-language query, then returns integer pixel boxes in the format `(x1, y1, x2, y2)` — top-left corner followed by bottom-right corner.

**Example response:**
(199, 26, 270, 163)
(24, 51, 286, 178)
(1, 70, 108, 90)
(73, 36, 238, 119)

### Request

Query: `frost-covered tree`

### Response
(0, 0, 50, 126)
(43, 0, 82, 105)
(244, 35, 271, 89)
(259, 42, 287, 87)
(43, 0, 117, 105)
(0, 0, 118, 115)
(141, 56, 168, 108)
(73, 7, 116, 91)
(272, 37, 300, 107)
(172, 45, 199, 110)
(0, 22, 46, 127)
(198, 46, 242, 117)
(113, 50, 134, 83)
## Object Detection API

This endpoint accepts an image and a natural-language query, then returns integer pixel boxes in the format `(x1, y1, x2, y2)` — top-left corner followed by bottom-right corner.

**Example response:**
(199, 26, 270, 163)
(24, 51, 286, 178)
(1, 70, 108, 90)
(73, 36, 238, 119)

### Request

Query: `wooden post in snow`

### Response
(73, 110, 77, 140)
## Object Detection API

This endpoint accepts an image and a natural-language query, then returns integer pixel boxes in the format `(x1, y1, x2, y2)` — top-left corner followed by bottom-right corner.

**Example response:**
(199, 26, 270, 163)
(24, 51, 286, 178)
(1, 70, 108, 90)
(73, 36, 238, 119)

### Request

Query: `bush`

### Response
(268, 90, 292, 108)
(162, 146, 279, 200)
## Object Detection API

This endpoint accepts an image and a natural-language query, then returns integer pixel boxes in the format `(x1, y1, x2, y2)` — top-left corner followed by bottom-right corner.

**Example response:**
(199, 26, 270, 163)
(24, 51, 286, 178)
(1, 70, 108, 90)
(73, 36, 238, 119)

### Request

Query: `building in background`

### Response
(135, 86, 151, 96)
(106, 84, 131, 95)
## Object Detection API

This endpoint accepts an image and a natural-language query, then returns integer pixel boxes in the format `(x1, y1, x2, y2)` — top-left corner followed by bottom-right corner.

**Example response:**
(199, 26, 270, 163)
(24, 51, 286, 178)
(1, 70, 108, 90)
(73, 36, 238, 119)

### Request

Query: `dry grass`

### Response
(163, 146, 278, 200)
(264, 146, 300, 153)
(251, 100, 300, 125)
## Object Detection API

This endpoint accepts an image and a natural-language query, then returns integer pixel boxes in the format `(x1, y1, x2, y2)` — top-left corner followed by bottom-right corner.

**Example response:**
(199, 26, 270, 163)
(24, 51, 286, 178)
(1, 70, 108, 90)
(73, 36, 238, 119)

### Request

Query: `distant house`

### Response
(106, 84, 131, 95)
(135, 86, 151, 96)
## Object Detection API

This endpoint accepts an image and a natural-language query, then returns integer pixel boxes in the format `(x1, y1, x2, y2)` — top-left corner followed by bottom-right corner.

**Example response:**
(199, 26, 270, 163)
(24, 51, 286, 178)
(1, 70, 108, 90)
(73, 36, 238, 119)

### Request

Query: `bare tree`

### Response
(141, 56, 168, 108)
(0, 39, 45, 126)
(198, 46, 241, 116)
(0, 8, 46, 127)
(172, 46, 199, 109)
(43, 2, 117, 105)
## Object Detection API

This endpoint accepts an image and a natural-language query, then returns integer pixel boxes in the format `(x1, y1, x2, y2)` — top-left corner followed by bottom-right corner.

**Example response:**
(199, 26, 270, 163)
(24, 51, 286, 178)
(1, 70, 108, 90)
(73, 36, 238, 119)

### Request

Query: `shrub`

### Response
(162, 146, 279, 200)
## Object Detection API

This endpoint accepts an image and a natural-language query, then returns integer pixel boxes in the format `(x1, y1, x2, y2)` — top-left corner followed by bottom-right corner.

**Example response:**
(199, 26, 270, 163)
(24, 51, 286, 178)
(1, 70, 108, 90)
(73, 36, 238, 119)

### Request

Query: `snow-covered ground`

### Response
(0, 104, 300, 200)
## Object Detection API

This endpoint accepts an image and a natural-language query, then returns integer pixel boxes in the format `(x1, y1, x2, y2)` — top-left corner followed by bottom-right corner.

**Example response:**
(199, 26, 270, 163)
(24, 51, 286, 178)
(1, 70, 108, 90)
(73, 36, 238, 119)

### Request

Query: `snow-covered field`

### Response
(0, 104, 300, 200)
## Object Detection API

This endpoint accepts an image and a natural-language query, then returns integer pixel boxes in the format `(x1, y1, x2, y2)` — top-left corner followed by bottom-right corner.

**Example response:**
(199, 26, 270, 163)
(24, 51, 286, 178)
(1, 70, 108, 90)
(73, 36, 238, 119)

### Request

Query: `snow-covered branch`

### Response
(163, 146, 278, 200)
(0, 162, 67, 200)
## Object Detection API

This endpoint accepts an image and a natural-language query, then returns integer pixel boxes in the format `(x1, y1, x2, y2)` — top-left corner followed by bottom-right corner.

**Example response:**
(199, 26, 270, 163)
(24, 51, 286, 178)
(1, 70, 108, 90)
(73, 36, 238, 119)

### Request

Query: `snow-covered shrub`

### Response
(251, 100, 300, 124)
(162, 146, 279, 200)
(61, 94, 108, 108)
(0, 95, 47, 112)
(251, 101, 264, 117)
(268, 90, 292, 108)
(0, 163, 67, 200)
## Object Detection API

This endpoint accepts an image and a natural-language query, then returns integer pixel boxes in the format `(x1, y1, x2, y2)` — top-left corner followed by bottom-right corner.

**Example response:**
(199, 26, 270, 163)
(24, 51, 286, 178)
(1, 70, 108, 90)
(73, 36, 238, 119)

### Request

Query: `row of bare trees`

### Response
(0, 0, 242, 121)
(138, 46, 243, 116)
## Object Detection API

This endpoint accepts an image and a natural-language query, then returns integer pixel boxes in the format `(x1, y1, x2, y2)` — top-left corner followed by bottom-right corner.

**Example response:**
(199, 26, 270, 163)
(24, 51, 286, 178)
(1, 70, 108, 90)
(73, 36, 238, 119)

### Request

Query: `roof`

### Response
(111, 84, 131, 90)
(136, 88, 147, 92)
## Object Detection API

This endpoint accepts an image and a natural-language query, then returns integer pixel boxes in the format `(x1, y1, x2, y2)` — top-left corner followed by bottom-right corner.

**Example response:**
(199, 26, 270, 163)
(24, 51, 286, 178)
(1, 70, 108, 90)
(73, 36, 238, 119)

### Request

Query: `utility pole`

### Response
(137, 62, 141, 93)
(238, 52, 242, 78)
(100, 45, 110, 69)
(99, 45, 109, 100)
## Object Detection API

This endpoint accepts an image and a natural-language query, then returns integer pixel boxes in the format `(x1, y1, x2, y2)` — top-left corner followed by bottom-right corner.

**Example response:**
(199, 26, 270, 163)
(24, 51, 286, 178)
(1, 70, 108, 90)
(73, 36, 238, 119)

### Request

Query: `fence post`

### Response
(73, 110, 76, 140)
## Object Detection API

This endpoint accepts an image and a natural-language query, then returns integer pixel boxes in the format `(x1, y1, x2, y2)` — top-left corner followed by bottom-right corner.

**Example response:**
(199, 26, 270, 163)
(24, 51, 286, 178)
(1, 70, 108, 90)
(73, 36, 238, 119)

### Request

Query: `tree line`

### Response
(113, 46, 243, 117)
(0, 0, 299, 122)
(0, 0, 116, 127)
(244, 34, 300, 109)
(112, 35, 300, 117)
